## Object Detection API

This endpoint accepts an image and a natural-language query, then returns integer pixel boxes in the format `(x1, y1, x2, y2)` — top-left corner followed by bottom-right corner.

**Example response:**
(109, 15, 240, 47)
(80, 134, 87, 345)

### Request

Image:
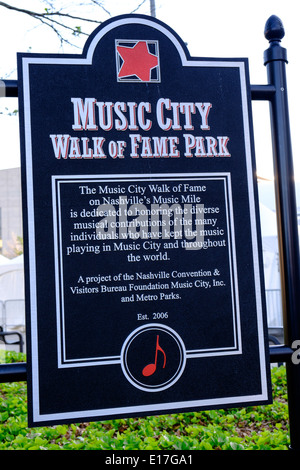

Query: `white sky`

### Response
(0, 0, 299, 183)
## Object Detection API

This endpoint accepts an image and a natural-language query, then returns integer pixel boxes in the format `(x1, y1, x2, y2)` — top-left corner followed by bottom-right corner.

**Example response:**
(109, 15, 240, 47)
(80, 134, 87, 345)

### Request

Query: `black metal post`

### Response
(264, 15, 300, 451)
(0, 363, 27, 382)
(0, 79, 18, 97)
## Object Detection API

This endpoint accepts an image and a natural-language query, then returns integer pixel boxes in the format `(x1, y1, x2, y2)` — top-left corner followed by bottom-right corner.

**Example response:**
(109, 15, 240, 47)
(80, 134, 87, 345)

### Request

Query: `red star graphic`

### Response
(117, 41, 158, 82)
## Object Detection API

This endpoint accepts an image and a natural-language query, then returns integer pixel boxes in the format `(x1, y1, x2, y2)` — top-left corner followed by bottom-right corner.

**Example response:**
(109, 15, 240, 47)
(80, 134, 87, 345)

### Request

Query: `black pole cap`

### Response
(264, 15, 285, 42)
(264, 15, 287, 65)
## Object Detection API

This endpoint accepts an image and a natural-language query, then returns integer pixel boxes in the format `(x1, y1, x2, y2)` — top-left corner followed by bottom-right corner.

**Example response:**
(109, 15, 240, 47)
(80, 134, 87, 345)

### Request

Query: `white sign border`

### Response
(19, 16, 269, 423)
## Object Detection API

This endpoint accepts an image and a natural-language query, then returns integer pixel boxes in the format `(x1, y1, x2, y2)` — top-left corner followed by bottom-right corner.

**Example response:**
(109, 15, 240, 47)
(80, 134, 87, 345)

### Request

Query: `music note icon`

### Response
(142, 335, 166, 377)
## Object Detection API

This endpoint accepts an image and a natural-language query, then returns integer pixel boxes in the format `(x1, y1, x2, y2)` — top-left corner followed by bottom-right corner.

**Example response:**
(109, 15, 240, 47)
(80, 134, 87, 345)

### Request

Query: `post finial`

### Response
(264, 15, 285, 42)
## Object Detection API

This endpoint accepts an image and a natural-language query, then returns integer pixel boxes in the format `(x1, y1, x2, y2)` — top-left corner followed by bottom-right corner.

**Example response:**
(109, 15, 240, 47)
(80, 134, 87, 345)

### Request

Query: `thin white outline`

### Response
(52, 173, 242, 367)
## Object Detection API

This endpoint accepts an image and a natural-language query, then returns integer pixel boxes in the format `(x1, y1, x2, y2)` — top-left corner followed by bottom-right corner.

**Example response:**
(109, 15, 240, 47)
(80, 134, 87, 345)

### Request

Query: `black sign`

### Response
(18, 14, 272, 426)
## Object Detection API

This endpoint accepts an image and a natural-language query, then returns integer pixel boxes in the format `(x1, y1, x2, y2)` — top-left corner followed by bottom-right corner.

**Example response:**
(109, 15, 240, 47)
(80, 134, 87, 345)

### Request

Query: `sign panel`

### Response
(18, 14, 272, 426)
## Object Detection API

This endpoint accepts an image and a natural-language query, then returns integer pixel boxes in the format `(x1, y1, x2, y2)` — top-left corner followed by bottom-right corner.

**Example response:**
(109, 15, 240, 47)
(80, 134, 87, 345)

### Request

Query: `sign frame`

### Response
(17, 14, 272, 426)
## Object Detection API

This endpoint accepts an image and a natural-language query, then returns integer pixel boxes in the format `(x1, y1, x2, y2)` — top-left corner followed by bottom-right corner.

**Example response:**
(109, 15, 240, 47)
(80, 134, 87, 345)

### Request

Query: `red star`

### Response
(117, 41, 158, 82)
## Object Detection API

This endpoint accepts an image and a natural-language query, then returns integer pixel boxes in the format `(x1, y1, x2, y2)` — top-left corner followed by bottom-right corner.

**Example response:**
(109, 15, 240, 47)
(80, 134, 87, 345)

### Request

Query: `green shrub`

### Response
(0, 351, 290, 450)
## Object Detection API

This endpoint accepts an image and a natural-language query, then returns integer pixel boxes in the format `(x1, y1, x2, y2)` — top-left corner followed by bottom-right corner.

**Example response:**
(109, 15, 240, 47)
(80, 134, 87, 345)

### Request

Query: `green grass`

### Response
(0, 351, 289, 450)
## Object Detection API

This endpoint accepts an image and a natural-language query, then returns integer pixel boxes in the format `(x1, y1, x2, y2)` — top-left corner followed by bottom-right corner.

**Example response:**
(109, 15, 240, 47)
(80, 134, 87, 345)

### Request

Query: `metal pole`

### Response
(0, 363, 27, 382)
(150, 0, 156, 17)
(264, 15, 300, 450)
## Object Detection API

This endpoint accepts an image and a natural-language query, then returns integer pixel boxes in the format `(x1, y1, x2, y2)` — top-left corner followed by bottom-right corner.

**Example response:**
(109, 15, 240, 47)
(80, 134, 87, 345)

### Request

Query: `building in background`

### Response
(0, 167, 22, 257)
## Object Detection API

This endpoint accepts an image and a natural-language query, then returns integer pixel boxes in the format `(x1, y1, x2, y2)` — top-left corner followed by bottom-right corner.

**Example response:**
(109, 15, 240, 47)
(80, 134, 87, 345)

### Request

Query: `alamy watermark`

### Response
(85, 196, 227, 251)
(0, 80, 5, 99)
(291, 340, 300, 365)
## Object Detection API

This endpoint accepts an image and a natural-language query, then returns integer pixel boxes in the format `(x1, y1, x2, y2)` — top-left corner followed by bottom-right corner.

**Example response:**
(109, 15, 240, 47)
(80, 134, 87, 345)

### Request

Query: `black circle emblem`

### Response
(121, 324, 186, 392)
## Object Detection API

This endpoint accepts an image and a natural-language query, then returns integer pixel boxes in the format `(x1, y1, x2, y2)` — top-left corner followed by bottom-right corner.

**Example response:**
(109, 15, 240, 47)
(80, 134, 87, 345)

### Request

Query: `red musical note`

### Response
(142, 335, 166, 377)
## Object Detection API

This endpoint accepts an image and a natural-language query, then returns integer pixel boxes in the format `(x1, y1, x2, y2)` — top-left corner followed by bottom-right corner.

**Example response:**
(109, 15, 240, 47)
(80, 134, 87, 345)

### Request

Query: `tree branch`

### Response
(0, 1, 102, 46)
(0, 1, 100, 24)
(0, 1, 151, 47)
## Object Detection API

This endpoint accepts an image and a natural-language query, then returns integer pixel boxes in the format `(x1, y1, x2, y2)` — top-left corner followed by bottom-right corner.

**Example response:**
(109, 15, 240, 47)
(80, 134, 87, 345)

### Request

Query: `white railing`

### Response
(265, 289, 283, 327)
(1, 299, 25, 331)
